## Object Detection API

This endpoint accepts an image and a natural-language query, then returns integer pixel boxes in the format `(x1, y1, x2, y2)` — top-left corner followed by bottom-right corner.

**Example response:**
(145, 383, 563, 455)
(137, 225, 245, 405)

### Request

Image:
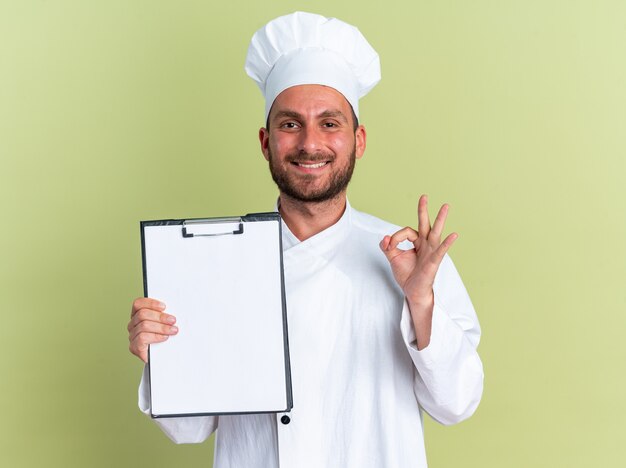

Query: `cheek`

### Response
(270, 135, 295, 156)
(329, 135, 354, 154)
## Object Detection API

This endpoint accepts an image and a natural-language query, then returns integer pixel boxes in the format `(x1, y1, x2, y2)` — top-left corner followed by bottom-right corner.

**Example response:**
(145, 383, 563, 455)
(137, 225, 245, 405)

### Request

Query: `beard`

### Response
(268, 146, 357, 203)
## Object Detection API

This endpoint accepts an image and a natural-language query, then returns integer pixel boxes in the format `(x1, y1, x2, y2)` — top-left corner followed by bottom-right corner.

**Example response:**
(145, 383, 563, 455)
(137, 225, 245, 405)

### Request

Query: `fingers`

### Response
(433, 232, 458, 263)
(418, 195, 452, 245)
(128, 318, 178, 363)
(379, 227, 419, 261)
(127, 306, 176, 332)
(380, 197, 457, 269)
(131, 297, 165, 317)
(430, 203, 449, 242)
(128, 310, 178, 341)
(417, 194, 431, 239)
(129, 333, 170, 363)
(128, 297, 176, 363)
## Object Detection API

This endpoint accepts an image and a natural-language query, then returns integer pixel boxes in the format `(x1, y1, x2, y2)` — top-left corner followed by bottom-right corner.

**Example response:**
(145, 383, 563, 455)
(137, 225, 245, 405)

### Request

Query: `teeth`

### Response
(298, 162, 327, 168)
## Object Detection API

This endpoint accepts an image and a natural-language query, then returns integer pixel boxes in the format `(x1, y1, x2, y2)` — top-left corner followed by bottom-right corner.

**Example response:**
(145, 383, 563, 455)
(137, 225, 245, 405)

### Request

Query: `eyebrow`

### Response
(271, 109, 349, 123)
(319, 110, 349, 123)
(272, 110, 303, 121)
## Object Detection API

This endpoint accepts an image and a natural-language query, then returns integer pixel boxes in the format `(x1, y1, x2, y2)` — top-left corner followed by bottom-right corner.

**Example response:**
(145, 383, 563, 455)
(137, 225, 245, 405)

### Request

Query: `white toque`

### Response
(244, 11, 381, 119)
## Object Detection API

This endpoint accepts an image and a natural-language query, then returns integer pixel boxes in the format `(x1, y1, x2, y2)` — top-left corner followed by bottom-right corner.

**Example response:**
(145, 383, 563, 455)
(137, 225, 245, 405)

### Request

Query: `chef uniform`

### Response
(138, 12, 484, 468)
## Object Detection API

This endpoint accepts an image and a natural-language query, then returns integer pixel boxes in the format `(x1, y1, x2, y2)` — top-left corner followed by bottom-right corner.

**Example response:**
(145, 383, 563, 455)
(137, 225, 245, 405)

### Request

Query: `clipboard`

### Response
(140, 212, 292, 418)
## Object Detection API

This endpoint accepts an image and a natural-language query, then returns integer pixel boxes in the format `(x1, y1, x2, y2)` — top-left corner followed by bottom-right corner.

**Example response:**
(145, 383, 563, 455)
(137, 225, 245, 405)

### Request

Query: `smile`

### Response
(293, 161, 329, 169)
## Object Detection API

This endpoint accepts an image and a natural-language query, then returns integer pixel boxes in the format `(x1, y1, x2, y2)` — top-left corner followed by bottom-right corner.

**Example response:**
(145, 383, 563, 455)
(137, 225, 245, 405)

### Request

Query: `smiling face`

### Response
(259, 84, 366, 204)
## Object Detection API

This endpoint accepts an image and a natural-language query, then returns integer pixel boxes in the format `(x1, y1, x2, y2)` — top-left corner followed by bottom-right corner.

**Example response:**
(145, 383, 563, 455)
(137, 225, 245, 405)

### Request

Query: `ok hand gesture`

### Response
(379, 195, 458, 349)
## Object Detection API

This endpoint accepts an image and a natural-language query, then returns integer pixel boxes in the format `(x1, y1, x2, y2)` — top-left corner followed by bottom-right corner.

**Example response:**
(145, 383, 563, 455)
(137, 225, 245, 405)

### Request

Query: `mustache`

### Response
(286, 151, 334, 163)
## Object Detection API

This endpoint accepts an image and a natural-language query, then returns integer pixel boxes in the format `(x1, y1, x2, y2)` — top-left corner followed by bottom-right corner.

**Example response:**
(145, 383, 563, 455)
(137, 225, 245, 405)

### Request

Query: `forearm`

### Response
(406, 293, 434, 351)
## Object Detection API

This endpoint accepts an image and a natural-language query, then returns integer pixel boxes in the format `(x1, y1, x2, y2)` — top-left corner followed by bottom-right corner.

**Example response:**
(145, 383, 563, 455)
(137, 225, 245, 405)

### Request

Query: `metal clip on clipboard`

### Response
(182, 217, 244, 238)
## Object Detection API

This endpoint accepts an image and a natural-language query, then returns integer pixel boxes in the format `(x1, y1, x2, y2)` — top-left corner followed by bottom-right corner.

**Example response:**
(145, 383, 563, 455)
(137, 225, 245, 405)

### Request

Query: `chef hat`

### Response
(245, 11, 381, 120)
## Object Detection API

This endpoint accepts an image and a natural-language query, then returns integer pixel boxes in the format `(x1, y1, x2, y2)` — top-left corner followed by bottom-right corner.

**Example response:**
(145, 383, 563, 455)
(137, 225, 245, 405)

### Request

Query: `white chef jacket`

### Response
(138, 201, 483, 468)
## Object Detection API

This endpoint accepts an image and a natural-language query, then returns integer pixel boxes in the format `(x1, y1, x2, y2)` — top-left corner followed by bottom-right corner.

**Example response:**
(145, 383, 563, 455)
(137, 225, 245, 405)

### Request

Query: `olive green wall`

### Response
(2, 1, 625, 466)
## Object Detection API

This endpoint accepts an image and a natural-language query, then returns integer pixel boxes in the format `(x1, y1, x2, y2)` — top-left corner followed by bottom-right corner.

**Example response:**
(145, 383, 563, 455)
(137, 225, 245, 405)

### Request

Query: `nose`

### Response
(296, 126, 322, 154)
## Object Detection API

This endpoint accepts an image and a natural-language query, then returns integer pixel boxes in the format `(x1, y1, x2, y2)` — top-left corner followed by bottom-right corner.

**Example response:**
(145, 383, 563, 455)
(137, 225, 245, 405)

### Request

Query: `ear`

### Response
(259, 127, 270, 161)
(355, 125, 367, 160)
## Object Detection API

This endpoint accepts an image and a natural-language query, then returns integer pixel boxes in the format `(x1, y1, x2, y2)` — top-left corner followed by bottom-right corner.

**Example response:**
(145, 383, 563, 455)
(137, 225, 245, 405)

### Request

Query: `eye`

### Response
(322, 121, 339, 128)
(280, 121, 300, 129)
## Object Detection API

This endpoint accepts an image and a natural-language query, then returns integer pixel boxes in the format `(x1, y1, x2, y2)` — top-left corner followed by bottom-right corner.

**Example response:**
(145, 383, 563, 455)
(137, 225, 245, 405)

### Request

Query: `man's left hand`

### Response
(379, 194, 458, 349)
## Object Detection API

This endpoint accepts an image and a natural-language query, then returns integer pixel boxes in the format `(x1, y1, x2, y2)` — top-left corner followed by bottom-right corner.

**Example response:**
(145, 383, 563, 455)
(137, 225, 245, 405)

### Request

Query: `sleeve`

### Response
(138, 365, 218, 443)
(399, 254, 484, 425)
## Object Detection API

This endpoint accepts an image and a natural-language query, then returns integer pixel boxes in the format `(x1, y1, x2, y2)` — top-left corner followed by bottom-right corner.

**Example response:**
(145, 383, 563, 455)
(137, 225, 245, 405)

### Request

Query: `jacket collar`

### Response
(275, 199, 353, 256)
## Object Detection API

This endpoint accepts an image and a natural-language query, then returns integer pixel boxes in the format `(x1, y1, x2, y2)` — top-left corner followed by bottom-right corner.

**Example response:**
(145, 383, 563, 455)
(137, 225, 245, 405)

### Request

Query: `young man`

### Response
(128, 12, 483, 468)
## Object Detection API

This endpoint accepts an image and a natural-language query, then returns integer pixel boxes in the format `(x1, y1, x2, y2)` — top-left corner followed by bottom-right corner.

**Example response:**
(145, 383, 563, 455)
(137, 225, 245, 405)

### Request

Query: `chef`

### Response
(128, 11, 484, 468)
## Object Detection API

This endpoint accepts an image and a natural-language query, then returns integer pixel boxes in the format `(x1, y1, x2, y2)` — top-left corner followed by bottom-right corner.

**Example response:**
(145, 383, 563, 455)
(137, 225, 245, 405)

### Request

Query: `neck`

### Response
(278, 192, 347, 241)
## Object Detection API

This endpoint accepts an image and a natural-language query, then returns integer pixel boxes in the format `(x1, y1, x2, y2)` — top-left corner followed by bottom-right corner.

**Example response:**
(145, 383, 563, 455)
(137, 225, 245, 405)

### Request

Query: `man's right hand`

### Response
(128, 297, 178, 363)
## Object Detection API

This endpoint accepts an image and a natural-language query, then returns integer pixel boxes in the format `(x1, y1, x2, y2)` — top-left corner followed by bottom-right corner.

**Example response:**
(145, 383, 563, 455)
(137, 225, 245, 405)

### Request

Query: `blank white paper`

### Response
(143, 218, 289, 417)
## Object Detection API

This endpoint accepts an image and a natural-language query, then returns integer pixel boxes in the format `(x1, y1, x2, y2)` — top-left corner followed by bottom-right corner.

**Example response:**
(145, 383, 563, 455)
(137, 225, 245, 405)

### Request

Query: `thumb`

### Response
(379, 235, 405, 263)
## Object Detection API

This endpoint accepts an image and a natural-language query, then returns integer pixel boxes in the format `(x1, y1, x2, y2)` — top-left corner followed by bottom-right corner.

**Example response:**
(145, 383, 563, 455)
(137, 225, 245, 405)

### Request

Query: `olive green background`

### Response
(1, 1, 625, 466)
